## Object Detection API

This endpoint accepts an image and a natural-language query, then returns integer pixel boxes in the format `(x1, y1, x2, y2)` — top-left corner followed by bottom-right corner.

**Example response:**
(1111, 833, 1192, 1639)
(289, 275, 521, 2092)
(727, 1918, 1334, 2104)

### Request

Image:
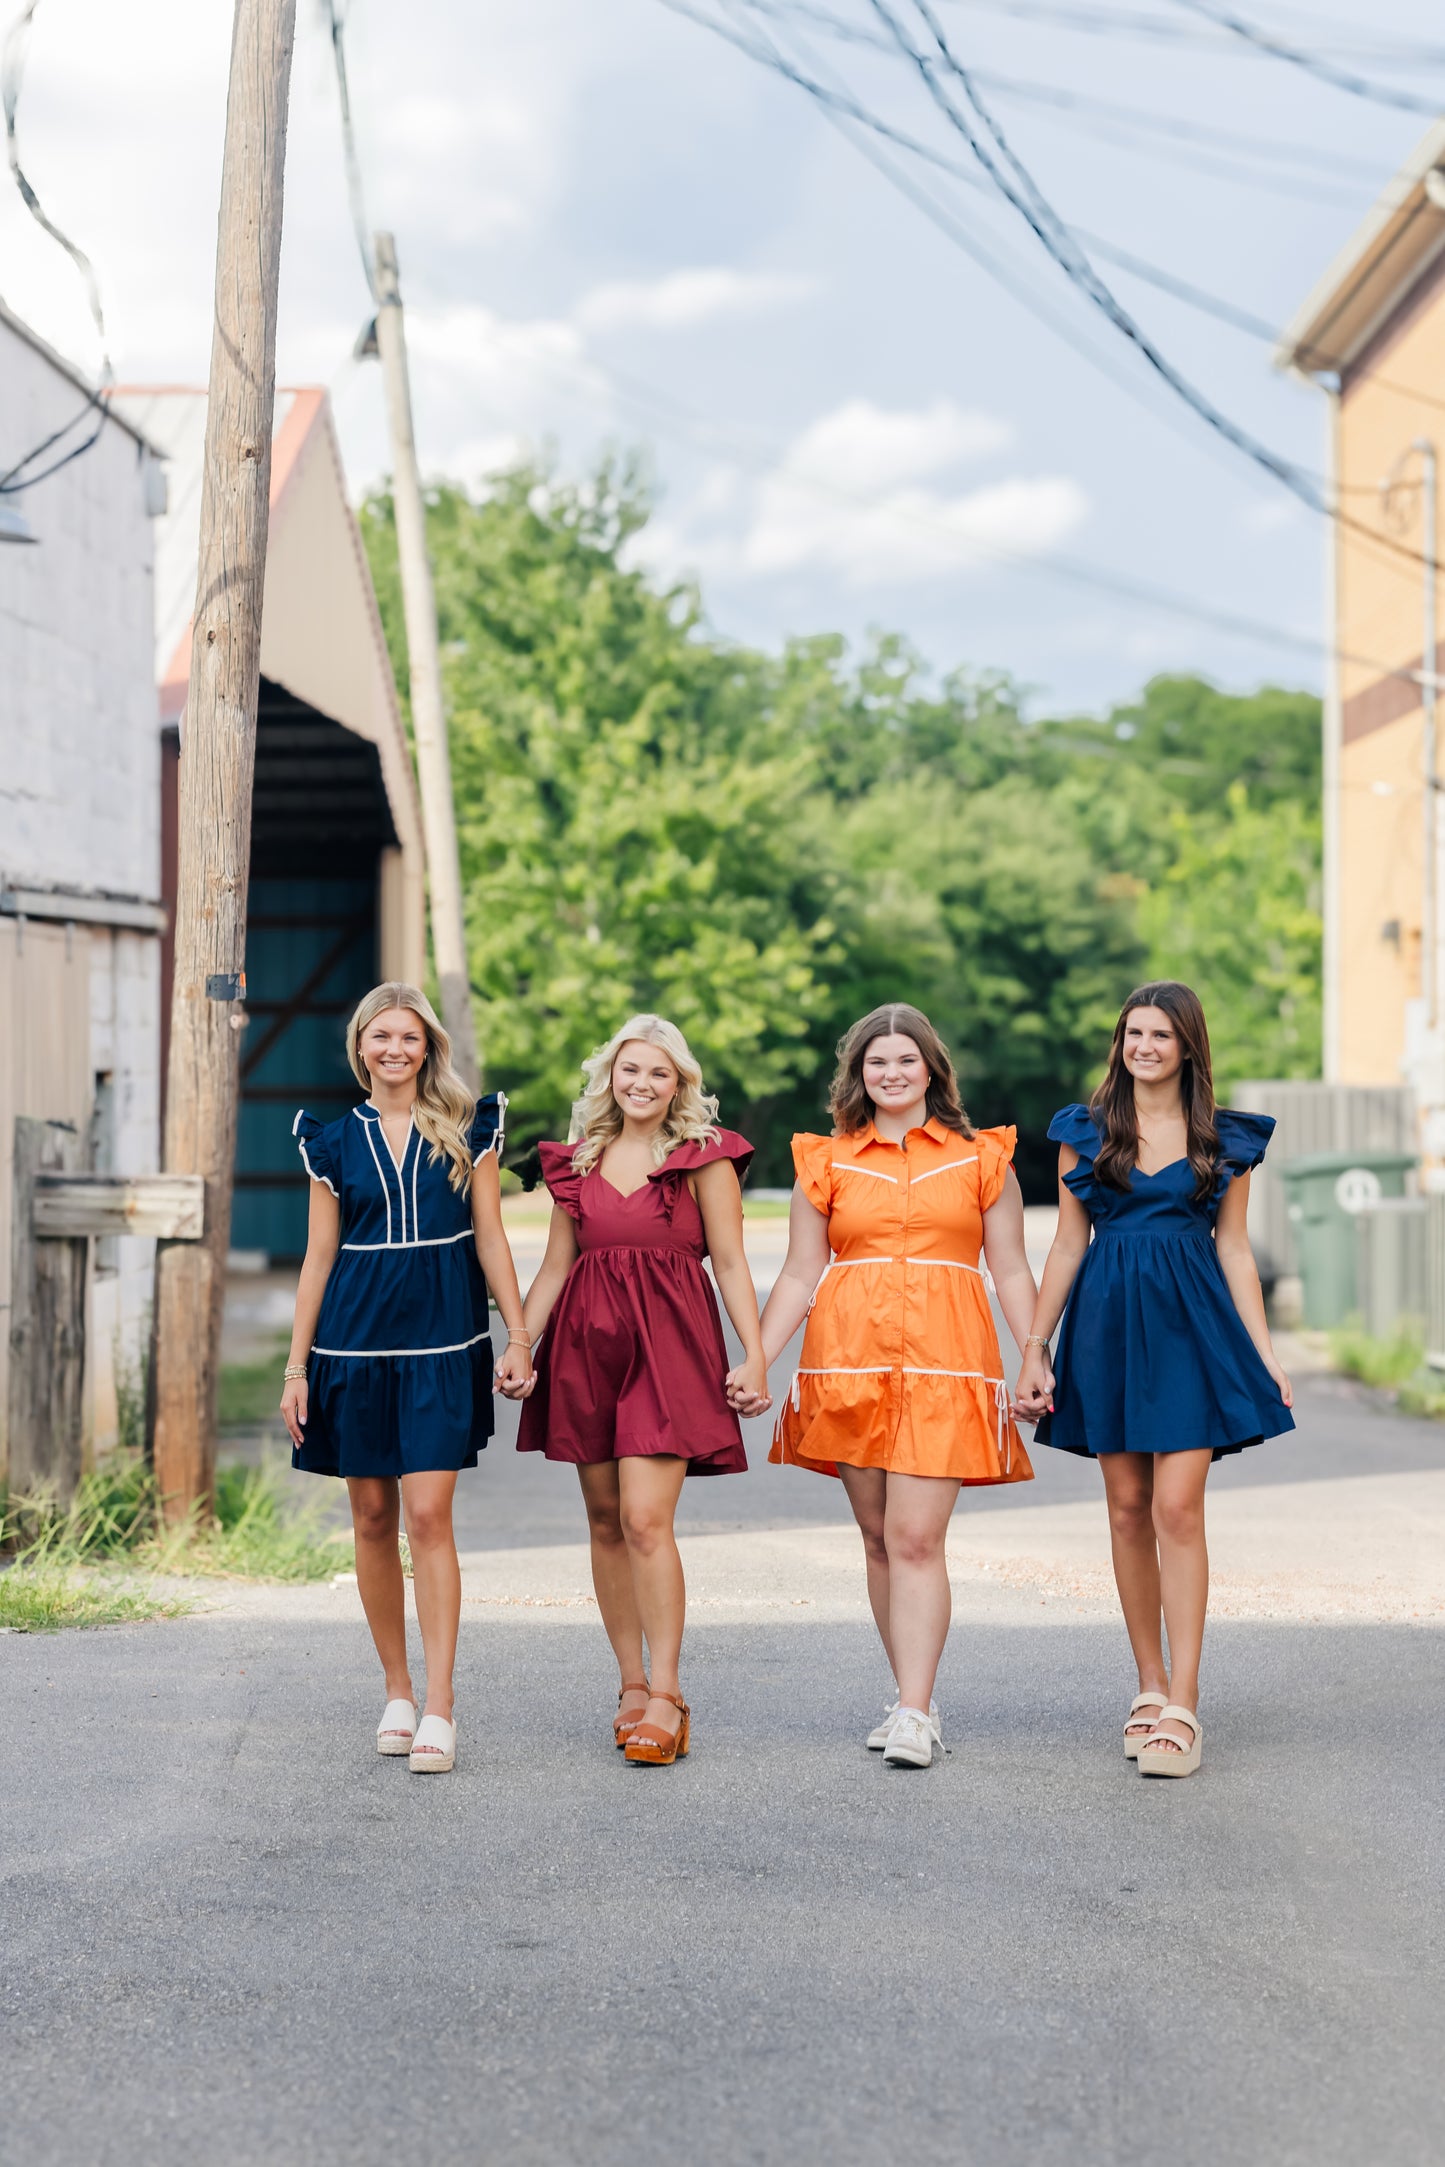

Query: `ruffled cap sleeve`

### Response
(790, 1134, 833, 1217)
(1215, 1109, 1276, 1176)
(292, 1109, 338, 1196)
(974, 1124, 1017, 1212)
(1047, 1103, 1102, 1161)
(537, 1139, 585, 1221)
(650, 1128, 755, 1187)
(469, 1091, 507, 1160)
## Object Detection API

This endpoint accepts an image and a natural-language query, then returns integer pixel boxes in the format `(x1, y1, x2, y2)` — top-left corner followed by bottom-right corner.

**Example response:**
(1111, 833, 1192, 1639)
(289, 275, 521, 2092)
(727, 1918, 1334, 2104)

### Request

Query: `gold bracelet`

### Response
(506, 1328, 533, 1346)
(1024, 1334, 1050, 1351)
(283, 1363, 308, 1380)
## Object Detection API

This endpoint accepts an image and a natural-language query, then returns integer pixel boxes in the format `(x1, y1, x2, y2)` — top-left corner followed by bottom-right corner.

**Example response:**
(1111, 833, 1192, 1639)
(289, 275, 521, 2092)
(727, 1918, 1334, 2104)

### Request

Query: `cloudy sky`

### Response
(3, 0, 1442, 711)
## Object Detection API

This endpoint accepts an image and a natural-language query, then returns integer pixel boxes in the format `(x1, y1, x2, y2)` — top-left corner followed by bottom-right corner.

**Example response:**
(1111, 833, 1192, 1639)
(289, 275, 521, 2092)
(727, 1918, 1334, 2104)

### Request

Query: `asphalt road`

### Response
(3, 1369, 1443, 2167)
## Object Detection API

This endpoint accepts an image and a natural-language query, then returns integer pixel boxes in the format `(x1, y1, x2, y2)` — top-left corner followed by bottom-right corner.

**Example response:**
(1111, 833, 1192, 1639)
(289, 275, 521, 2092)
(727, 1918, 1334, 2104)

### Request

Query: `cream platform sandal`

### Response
(376, 1698, 417, 1756)
(1124, 1691, 1168, 1761)
(409, 1714, 456, 1773)
(1136, 1705, 1201, 1778)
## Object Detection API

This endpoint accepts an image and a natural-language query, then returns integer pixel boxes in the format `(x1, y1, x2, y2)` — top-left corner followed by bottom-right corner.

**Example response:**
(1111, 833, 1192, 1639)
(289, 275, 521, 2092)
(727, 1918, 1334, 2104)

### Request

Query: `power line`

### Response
(872, 0, 1321, 498)
(1, 0, 112, 494)
(1163, 0, 1445, 113)
(322, 0, 376, 302)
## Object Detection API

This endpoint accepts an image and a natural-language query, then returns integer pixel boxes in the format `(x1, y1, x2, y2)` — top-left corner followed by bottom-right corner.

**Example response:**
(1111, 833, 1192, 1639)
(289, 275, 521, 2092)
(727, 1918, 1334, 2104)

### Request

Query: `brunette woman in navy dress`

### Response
(1015, 981, 1294, 1779)
(281, 983, 534, 1774)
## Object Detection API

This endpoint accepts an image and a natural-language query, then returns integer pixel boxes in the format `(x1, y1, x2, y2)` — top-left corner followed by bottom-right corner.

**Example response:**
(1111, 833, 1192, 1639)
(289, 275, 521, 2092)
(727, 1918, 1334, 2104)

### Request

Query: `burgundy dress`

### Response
(517, 1131, 753, 1476)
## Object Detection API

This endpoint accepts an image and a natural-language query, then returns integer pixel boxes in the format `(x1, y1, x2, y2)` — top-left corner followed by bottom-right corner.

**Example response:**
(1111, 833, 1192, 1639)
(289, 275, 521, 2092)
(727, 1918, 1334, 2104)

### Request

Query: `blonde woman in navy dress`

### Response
(281, 984, 534, 1774)
(1015, 982, 1294, 1780)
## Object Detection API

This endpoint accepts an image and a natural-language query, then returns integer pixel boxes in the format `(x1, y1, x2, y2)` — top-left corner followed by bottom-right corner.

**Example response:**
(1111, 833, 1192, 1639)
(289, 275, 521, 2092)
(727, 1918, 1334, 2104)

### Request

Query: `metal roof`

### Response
(1276, 118, 1445, 380)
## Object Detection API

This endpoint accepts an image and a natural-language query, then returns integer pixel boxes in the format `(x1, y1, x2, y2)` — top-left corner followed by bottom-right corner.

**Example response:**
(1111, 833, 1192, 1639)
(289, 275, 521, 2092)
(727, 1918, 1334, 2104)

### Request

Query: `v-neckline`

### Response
(1136, 1156, 1186, 1179)
(372, 1109, 413, 1177)
(595, 1168, 651, 1202)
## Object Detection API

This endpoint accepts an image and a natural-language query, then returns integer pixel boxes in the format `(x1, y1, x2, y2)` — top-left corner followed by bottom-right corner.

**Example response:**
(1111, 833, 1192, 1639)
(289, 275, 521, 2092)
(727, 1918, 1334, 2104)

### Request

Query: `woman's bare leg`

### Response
(618, 1455, 690, 1739)
(577, 1462, 648, 1720)
(1098, 1453, 1169, 1721)
(882, 1472, 961, 1712)
(346, 1477, 412, 1703)
(399, 1470, 460, 1722)
(837, 1464, 895, 1681)
(1149, 1448, 1212, 1752)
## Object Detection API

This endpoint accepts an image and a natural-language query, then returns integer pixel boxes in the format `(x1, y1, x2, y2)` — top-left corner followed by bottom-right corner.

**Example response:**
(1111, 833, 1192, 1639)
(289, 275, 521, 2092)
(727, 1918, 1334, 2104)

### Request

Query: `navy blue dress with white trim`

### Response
(1034, 1104, 1296, 1461)
(290, 1094, 505, 1478)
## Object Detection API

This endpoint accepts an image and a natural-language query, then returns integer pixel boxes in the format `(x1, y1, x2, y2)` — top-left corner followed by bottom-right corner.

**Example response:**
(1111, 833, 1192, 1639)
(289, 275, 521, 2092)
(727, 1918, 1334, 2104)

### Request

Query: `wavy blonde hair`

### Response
(346, 982, 475, 1193)
(568, 1014, 720, 1172)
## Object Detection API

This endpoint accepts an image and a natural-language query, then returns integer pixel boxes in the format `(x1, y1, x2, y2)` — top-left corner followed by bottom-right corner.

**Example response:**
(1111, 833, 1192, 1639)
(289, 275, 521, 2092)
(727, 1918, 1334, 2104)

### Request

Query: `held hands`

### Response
(1013, 1346, 1054, 1424)
(725, 1353, 772, 1418)
(495, 1336, 537, 1400)
(280, 1377, 308, 1448)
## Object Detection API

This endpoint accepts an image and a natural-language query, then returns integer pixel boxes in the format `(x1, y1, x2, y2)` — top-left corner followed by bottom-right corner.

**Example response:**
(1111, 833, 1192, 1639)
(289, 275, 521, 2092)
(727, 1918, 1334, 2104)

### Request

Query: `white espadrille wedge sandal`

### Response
(1124, 1691, 1168, 1761)
(1136, 1704, 1201, 1778)
(376, 1698, 417, 1756)
(409, 1713, 456, 1773)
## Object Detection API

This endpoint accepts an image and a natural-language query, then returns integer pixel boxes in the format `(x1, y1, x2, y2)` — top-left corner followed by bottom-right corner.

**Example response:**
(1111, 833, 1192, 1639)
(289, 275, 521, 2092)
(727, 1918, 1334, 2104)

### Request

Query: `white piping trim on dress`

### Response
(292, 1110, 339, 1198)
(311, 1330, 490, 1359)
(788, 1363, 1013, 1472)
(340, 1228, 474, 1252)
(908, 1156, 978, 1185)
(831, 1162, 897, 1183)
(376, 1114, 413, 1244)
(411, 1129, 420, 1241)
(356, 1108, 393, 1245)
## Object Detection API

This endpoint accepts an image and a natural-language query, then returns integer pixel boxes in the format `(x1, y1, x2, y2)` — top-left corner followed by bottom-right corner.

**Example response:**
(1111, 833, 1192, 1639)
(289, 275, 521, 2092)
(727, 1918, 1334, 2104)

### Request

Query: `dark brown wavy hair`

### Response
(1090, 980, 1219, 1200)
(829, 1003, 975, 1138)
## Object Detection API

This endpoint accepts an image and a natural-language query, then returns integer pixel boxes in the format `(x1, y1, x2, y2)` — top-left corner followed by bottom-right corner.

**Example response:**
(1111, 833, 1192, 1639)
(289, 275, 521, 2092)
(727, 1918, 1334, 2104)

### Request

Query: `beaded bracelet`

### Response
(283, 1363, 308, 1381)
(1024, 1334, 1051, 1351)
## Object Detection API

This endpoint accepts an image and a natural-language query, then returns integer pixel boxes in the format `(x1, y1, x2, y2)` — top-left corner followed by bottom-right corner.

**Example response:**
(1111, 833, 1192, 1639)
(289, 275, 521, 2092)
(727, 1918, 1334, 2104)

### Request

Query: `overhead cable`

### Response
(1, 0, 112, 494)
(1164, 0, 1445, 113)
(323, 0, 377, 302)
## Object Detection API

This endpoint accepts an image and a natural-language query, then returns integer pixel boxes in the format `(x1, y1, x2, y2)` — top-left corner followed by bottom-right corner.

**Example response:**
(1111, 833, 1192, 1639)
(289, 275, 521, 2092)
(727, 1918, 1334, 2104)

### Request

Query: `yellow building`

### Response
(1279, 122, 1445, 1116)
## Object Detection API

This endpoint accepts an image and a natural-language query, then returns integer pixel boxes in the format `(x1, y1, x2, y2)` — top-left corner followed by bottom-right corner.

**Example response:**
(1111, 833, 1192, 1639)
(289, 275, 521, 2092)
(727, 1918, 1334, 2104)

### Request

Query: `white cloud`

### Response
(781, 397, 1012, 494)
(638, 398, 1085, 590)
(742, 472, 1088, 585)
(575, 266, 817, 333)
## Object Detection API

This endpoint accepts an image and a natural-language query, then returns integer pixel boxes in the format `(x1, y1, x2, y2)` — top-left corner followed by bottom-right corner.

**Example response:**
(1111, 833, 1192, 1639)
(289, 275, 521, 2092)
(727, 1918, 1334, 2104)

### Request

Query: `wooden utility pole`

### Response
(372, 231, 479, 1090)
(151, 0, 298, 1522)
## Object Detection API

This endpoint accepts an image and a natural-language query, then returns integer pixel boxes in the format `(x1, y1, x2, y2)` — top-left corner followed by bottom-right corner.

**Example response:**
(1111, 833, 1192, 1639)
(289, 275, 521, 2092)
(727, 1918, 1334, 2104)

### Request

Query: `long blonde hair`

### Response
(346, 982, 475, 1193)
(568, 1014, 720, 1172)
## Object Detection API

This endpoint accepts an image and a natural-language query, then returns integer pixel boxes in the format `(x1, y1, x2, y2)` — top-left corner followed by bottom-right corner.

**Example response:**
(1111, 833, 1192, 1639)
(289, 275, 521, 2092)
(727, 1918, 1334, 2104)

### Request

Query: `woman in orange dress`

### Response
(759, 1004, 1038, 1768)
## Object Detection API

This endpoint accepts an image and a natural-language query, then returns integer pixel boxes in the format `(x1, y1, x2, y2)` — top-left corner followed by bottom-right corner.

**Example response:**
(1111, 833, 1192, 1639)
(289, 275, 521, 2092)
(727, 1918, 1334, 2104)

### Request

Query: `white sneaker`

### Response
(881, 1705, 936, 1768)
(867, 1698, 941, 1751)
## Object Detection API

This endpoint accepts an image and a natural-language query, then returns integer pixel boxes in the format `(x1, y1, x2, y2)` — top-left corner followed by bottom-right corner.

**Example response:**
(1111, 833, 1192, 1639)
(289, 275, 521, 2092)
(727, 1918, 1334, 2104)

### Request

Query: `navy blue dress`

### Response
(290, 1095, 505, 1479)
(1035, 1103, 1295, 1460)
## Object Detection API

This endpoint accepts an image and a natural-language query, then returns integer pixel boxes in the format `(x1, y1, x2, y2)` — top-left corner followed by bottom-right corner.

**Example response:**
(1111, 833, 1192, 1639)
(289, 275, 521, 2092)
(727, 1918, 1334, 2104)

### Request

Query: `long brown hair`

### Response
(829, 1003, 975, 1138)
(1090, 980, 1219, 1199)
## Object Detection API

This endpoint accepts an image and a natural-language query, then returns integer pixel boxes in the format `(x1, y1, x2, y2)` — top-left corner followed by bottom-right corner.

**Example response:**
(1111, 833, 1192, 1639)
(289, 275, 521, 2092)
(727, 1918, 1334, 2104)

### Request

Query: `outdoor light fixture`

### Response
(0, 504, 37, 544)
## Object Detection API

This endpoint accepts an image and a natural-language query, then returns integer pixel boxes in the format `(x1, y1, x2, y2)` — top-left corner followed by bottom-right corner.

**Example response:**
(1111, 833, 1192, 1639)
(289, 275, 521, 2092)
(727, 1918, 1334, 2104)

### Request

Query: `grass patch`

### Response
(218, 1336, 290, 1431)
(0, 1558, 189, 1634)
(1329, 1315, 1426, 1391)
(2, 1451, 353, 1598)
(1329, 1314, 1445, 1419)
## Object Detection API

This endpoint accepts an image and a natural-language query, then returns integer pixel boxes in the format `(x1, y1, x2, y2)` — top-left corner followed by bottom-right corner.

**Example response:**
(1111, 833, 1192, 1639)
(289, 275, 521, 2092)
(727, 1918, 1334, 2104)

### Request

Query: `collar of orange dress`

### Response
(849, 1113, 955, 1154)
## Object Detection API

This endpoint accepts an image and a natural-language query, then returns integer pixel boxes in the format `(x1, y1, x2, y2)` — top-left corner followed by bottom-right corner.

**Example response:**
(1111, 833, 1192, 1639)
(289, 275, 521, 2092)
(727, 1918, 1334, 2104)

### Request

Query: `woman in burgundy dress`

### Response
(514, 1015, 770, 1765)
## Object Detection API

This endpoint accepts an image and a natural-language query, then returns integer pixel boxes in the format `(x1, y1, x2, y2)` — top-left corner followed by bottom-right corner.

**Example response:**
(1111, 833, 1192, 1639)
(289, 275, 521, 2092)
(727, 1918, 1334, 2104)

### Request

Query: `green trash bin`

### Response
(1279, 1148, 1417, 1328)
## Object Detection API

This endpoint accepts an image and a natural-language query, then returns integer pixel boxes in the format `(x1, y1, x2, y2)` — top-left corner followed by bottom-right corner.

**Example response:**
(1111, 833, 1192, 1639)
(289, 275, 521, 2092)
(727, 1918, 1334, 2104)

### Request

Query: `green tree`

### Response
(1136, 783, 1322, 1087)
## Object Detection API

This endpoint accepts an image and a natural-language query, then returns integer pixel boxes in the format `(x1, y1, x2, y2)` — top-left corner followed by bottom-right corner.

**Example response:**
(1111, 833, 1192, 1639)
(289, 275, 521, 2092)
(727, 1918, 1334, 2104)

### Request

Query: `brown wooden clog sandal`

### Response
(614, 1681, 651, 1749)
(624, 1691, 690, 1766)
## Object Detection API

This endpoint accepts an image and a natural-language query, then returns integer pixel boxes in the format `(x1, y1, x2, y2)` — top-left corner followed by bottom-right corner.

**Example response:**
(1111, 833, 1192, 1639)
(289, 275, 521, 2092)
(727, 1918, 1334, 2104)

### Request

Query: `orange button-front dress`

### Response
(771, 1116, 1033, 1486)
